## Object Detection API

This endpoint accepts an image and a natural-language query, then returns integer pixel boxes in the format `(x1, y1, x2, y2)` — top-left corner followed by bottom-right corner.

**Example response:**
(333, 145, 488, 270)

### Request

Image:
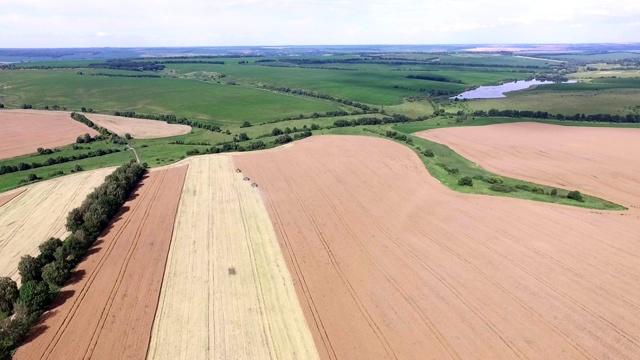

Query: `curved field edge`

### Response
(232, 135, 640, 359)
(325, 124, 624, 210)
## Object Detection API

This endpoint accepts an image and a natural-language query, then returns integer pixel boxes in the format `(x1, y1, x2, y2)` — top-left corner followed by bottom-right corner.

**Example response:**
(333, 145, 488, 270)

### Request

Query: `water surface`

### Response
(452, 79, 576, 100)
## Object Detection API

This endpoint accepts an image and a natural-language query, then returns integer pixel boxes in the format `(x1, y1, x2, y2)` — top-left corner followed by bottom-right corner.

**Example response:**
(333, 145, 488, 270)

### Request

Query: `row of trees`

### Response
(333, 114, 413, 128)
(87, 73, 161, 79)
(0, 161, 146, 358)
(259, 84, 378, 112)
(113, 111, 222, 132)
(0, 148, 121, 175)
(88, 60, 165, 72)
(406, 74, 464, 84)
(474, 109, 640, 123)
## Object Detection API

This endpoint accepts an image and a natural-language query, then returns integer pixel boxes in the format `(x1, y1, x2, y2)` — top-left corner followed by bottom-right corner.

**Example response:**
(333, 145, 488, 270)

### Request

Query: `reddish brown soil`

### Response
(418, 122, 640, 210)
(0, 188, 25, 207)
(234, 135, 640, 360)
(0, 110, 98, 160)
(14, 165, 188, 360)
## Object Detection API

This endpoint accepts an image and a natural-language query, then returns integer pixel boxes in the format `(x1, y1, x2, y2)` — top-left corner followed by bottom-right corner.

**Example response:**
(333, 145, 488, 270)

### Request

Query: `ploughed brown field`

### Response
(418, 122, 640, 210)
(83, 113, 191, 139)
(14, 165, 188, 360)
(0, 110, 98, 159)
(234, 135, 640, 360)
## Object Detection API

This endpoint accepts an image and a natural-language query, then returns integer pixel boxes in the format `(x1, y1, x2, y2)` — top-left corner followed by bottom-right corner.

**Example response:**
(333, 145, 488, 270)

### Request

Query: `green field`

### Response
(0, 69, 342, 126)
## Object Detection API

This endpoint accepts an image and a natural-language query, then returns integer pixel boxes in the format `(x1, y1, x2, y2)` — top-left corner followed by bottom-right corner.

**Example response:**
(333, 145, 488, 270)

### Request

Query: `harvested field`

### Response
(84, 113, 191, 139)
(14, 165, 188, 360)
(234, 135, 640, 360)
(0, 188, 25, 208)
(0, 168, 112, 283)
(148, 155, 318, 360)
(0, 110, 98, 159)
(418, 122, 640, 210)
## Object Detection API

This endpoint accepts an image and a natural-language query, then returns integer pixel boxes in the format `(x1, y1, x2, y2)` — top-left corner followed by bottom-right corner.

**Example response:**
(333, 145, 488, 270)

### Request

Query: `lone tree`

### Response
(18, 255, 42, 283)
(567, 190, 584, 202)
(0, 277, 19, 314)
(458, 176, 473, 187)
(240, 121, 252, 128)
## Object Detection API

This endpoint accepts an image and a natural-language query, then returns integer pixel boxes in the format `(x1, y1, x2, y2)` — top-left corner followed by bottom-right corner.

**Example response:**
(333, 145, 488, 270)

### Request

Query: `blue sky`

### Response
(2, 0, 640, 47)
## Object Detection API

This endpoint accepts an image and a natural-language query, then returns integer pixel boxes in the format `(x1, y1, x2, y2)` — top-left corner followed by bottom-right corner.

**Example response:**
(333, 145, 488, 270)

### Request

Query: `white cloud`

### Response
(1, 0, 640, 47)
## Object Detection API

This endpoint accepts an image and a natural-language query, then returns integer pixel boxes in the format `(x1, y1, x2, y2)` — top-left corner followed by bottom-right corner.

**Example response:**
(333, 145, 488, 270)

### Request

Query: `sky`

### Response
(2, 0, 640, 48)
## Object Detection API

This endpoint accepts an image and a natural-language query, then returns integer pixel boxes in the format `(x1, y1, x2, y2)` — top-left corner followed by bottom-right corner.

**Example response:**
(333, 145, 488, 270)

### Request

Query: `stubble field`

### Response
(14, 165, 188, 360)
(0, 110, 98, 159)
(234, 135, 640, 360)
(148, 155, 318, 360)
(0, 168, 112, 282)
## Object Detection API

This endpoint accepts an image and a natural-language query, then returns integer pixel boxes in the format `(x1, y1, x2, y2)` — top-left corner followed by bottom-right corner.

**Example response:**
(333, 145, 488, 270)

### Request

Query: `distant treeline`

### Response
(154, 60, 225, 65)
(87, 73, 161, 78)
(113, 111, 222, 132)
(475, 109, 640, 123)
(88, 60, 165, 71)
(259, 84, 378, 112)
(406, 74, 464, 83)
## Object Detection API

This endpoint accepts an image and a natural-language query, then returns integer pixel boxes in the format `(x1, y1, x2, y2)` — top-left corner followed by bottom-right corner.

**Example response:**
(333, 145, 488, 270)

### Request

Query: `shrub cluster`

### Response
(458, 176, 473, 186)
(489, 184, 516, 193)
(436, 163, 459, 175)
(0, 161, 145, 358)
(567, 190, 584, 202)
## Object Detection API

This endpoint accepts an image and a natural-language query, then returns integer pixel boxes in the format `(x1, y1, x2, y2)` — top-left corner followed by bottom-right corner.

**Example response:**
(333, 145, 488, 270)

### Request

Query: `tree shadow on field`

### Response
(19, 309, 58, 345)
(48, 290, 76, 311)
(65, 269, 86, 286)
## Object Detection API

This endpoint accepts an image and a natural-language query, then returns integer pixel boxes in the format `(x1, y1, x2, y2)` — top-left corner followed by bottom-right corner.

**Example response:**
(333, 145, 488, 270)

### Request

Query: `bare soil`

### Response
(0, 188, 25, 208)
(14, 165, 188, 360)
(418, 122, 640, 210)
(0, 110, 98, 159)
(234, 135, 640, 360)
(83, 113, 191, 139)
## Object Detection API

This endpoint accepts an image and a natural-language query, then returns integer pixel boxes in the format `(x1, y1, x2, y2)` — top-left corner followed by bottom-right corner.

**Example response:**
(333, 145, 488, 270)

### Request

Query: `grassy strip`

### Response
(0, 161, 146, 359)
(318, 124, 625, 210)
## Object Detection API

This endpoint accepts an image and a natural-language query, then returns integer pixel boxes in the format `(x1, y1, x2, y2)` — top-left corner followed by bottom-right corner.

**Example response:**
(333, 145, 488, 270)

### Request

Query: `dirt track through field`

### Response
(84, 113, 191, 139)
(417, 122, 640, 210)
(148, 155, 319, 360)
(0, 110, 98, 159)
(14, 165, 187, 360)
(0, 168, 112, 283)
(234, 135, 640, 360)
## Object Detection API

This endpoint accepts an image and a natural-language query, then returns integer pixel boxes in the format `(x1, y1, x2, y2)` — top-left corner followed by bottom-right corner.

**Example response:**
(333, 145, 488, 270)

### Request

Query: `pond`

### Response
(451, 79, 576, 100)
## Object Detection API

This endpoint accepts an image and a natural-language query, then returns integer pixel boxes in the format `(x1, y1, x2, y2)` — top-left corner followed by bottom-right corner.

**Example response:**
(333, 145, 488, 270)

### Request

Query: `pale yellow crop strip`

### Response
(0, 168, 113, 284)
(148, 155, 319, 360)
